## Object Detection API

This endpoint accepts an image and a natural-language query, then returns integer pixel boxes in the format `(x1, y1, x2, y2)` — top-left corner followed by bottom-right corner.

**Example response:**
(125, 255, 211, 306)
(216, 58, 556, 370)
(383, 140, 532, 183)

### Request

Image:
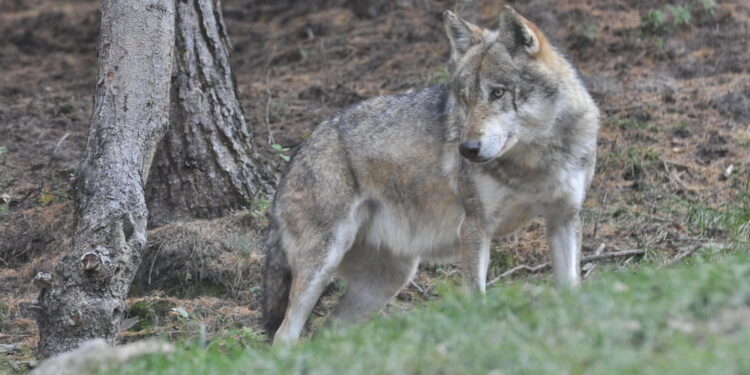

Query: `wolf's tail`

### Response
(261, 223, 292, 340)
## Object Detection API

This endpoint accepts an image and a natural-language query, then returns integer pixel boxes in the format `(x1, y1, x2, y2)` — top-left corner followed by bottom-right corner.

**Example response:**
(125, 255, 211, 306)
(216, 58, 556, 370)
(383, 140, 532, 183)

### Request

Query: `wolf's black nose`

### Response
(459, 141, 481, 159)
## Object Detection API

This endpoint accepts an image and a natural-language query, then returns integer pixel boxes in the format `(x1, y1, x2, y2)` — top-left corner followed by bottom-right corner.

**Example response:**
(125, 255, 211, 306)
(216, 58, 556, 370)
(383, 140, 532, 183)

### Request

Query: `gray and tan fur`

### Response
(262, 7, 600, 345)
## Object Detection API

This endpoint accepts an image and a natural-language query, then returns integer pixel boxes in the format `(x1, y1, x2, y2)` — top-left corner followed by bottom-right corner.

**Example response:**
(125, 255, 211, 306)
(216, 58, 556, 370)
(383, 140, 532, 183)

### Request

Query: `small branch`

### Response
(53, 132, 70, 155)
(663, 159, 691, 172)
(488, 264, 550, 285)
(494, 263, 551, 281)
(263, 45, 277, 145)
(592, 191, 608, 239)
(264, 68, 274, 145)
(631, 49, 647, 65)
(672, 237, 711, 242)
(650, 216, 671, 222)
(488, 249, 645, 286)
(409, 279, 435, 299)
(583, 242, 606, 279)
(409, 280, 425, 294)
(666, 245, 702, 266)
(581, 249, 645, 262)
(662, 160, 690, 191)
(594, 242, 606, 255)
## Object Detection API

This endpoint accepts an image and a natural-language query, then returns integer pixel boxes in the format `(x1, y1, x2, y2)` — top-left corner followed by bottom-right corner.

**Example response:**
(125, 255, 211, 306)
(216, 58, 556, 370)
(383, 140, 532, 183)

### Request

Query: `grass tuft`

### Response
(107, 252, 750, 375)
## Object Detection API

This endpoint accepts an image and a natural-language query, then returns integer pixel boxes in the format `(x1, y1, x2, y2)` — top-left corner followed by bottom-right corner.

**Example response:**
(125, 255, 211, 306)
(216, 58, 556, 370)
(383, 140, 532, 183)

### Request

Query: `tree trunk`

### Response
(34, 0, 175, 358)
(145, 0, 273, 228)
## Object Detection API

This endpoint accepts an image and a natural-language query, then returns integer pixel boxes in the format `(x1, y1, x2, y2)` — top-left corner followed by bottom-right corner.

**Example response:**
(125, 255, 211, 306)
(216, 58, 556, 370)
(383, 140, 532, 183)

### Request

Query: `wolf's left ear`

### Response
(443, 10, 484, 65)
(499, 6, 542, 56)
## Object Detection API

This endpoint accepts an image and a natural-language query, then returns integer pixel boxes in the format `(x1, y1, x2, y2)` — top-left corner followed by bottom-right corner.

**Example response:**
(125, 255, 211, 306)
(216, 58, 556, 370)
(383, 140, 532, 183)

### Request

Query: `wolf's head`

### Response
(444, 7, 567, 163)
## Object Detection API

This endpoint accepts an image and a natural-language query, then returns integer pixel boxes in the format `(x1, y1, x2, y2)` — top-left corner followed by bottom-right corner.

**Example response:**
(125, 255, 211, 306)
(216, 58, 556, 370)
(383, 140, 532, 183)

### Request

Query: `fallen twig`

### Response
(663, 159, 691, 172)
(631, 49, 647, 65)
(496, 263, 550, 280)
(662, 160, 690, 191)
(263, 44, 277, 145)
(666, 245, 702, 266)
(409, 280, 425, 294)
(592, 191, 608, 239)
(488, 249, 645, 286)
(488, 264, 549, 285)
(673, 237, 711, 242)
(650, 216, 671, 222)
(582, 249, 645, 262)
(583, 243, 606, 279)
(53, 132, 70, 155)
(593, 242, 606, 255)
(264, 68, 274, 145)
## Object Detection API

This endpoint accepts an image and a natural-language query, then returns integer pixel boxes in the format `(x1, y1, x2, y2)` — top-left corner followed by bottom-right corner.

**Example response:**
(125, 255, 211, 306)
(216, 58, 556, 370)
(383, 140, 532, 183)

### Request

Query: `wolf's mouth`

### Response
(460, 134, 517, 163)
(497, 134, 518, 156)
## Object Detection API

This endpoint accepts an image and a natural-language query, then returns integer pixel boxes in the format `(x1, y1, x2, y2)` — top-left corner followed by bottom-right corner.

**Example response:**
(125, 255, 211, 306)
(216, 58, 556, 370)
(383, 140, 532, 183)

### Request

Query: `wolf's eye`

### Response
(490, 88, 506, 100)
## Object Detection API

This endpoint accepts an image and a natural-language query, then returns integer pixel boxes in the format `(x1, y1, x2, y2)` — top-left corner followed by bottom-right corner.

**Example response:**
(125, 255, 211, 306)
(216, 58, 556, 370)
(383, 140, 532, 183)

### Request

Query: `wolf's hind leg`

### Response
(273, 218, 360, 346)
(273, 262, 332, 346)
(333, 247, 419, 324)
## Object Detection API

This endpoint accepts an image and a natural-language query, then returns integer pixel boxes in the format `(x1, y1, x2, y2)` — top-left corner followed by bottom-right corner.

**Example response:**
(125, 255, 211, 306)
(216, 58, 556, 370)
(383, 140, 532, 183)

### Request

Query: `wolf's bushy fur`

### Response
(263, 7, 600, 345)
(261, 223, 291, 336)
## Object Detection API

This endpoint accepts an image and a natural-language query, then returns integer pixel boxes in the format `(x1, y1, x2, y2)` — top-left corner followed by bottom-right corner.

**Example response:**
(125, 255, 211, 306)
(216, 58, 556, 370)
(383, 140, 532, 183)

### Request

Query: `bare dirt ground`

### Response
(1, 0, 748, 367)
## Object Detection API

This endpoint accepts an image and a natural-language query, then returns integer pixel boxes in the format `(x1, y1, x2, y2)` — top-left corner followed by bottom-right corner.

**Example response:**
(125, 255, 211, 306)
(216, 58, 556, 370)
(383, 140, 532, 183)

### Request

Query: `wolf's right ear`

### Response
(443, 10, 483, 66)
(499, 6, 542, 56)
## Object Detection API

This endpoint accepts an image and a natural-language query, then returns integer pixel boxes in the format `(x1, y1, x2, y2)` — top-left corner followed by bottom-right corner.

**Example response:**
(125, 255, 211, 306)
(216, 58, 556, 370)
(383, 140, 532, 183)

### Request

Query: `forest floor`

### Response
(1, 0, 749, 370)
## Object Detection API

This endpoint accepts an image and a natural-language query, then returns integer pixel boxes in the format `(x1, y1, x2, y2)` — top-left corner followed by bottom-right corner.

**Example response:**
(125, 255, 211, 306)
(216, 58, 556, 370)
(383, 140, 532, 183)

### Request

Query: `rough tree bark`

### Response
(34, 0, 176, 358)
(145, 0, 272, 228)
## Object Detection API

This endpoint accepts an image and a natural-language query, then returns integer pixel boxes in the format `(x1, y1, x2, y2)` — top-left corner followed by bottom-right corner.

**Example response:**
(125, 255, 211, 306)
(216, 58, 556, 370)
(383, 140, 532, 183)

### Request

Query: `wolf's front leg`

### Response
(459, 215, 491, 293)
(544, 206, 582, 288)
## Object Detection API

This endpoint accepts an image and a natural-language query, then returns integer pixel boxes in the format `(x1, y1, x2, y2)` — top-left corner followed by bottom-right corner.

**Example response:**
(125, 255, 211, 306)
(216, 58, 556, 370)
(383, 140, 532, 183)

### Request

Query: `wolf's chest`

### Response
(474, 162, 584, 221)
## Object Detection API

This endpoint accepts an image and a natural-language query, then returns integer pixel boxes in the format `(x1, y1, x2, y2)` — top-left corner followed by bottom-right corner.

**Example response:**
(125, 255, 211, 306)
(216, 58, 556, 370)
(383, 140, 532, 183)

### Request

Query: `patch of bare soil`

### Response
(1, 0, 749, 365)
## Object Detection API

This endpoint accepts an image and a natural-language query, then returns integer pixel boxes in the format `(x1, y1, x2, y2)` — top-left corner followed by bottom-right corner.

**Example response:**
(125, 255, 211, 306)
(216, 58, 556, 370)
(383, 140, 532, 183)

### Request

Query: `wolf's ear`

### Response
(443, 10, 484, 64)
(499, 6, 541, 56)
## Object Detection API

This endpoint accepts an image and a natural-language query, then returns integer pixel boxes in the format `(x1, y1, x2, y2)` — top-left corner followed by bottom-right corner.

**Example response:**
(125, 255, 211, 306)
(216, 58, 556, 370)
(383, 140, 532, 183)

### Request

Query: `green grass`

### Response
(424, 66, 451, 85)
(605, 117, 656, 132)
(640, 0, 716, 39)
(685, 193, 750, 245)
(105, 252, 750, 375)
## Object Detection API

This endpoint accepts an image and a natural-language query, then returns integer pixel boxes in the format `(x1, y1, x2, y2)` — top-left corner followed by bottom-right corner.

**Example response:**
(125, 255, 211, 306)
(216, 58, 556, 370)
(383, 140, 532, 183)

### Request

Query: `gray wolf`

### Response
(262, 6, 600, 345)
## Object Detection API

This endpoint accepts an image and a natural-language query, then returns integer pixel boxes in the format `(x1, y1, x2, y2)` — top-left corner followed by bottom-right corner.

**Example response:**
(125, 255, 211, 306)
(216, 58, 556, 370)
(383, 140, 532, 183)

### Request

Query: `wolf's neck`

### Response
(440, 87, 463, 143)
